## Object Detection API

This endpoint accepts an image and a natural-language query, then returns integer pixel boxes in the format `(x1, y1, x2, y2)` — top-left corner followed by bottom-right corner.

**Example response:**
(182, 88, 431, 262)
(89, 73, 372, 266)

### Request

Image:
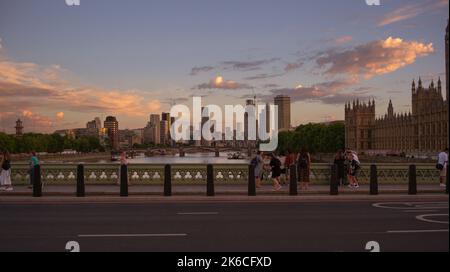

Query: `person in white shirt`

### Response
(437, 148, 448, 187)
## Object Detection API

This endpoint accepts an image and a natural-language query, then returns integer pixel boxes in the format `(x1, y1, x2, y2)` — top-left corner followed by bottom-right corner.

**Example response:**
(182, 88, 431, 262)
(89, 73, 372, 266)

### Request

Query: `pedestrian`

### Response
(334, 150, 347, 186)
(347, 152, 360, 189)
(269, 153, 282, 191)
(251, 151, 264, 188)
(437, 148, 448, 188)
(0, 151, 13, 191)
(297, 147, 311, 190)
(117, 151, 131, 186)
(284, 149, 295, 182)
(28, 151, 40, 189)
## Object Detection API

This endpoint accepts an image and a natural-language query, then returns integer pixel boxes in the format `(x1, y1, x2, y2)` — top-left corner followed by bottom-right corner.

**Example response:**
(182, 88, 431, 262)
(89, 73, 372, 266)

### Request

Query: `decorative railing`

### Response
(9, 163, 440, 185)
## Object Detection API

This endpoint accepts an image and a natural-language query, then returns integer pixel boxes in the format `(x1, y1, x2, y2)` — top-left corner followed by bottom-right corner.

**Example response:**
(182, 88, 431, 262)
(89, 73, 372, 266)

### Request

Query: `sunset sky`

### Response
(0, 0, 448, 133)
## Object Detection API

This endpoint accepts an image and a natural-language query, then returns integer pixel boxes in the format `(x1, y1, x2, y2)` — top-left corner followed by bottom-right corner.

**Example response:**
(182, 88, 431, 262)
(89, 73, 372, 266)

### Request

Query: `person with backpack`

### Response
(347, 152, 360, 189)
(297, 148, 311, 190)
(251, 151, 264, 188)
(269, 153, 282, 191)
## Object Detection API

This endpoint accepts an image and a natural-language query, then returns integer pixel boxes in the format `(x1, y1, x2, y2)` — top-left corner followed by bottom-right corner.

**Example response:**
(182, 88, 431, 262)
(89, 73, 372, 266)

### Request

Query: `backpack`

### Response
(298, 154, 308, 168)
(250, 157, 258, 167)
(274, 158, 281, 168)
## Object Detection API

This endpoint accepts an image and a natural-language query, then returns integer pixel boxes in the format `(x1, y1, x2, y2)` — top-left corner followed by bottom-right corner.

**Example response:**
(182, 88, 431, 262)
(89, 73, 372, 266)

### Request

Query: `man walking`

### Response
(437, 148, 448, 188)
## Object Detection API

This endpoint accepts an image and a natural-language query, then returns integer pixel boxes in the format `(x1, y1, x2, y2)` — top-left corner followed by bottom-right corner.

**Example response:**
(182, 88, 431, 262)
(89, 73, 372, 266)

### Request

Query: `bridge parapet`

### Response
(9, 163, 440, 186)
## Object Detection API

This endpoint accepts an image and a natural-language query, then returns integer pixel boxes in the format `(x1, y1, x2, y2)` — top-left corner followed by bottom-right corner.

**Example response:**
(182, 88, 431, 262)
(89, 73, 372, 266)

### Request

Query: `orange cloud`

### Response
(56, 112, 65, 120)
(316, 37, 434, 79)
(196, 76, 252, 90)
(0, 57, 162, 121)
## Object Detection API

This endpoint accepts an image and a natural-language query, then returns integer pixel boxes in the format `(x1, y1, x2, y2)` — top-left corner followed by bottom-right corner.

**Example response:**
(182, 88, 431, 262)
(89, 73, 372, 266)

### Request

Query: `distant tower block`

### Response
(15, 118, 24, 136)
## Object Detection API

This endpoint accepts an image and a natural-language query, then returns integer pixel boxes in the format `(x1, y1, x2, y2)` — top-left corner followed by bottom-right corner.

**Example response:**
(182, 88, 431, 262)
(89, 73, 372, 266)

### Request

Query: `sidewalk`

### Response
(0, 184, 446, 196)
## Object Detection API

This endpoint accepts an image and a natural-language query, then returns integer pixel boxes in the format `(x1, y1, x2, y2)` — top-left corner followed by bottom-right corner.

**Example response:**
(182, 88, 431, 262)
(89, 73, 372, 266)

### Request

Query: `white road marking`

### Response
(78, 233, 187, 238)
(387, 229, 449, 234)
(403, 210, 437, 213)
(416, 214, 449, 224)
(373, 202, 448, 210)
(177, 212, 219, 215)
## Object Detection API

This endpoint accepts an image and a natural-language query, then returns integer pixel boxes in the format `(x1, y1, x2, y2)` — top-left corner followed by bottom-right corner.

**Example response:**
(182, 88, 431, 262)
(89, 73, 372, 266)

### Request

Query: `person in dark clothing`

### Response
(333, 150, 347, 186)
(269, 153, 282, 191)
(297, 147, 311, 190)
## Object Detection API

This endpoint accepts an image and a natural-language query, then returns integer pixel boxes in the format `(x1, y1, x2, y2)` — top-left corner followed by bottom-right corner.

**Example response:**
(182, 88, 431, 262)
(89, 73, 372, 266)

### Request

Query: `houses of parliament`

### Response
(345, 21, 449, 155)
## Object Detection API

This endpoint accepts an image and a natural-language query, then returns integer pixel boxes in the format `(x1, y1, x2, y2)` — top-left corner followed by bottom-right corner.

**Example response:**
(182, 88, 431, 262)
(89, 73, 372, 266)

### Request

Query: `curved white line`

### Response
(373, 202, 448, 210)
(416, 214, 449, 224)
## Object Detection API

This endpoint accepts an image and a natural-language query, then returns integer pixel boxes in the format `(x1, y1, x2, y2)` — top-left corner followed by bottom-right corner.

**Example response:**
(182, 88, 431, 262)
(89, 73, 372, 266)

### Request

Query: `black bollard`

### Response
(207, 164, 214, 196)
(370, 164, 378, 195)
(248, 164, 256, 196)
(408, 164, 417, 195)
(289, 164, 298, 196)
(330, 164, 338, 195)
(164, 164, 172, 196)
(120, 164, 128, 197)
(76, 164, 85, 197)
(33, 165, 42, 197)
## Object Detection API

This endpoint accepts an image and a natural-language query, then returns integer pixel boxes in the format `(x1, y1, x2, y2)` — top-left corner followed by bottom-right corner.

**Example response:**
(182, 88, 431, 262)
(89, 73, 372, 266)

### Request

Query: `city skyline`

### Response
(0, 0, 449, 133)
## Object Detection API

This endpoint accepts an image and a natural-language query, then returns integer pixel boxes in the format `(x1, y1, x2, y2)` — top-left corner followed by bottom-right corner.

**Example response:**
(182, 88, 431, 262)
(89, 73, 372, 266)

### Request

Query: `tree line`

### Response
(0, 133, 104, 154)
(276, 122, 345, 154)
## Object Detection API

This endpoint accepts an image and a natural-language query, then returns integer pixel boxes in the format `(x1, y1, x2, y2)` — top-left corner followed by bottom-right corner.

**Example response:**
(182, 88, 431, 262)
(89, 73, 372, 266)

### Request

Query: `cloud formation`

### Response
(264, 85, 370, 105)
(315, 37, 434, 79)
(0, 56, 163, 132)
(221, 58, 280, 71)
(378, 0, 448, 27)
(196, 76, 252, 90)
(190, 66, 214, 76)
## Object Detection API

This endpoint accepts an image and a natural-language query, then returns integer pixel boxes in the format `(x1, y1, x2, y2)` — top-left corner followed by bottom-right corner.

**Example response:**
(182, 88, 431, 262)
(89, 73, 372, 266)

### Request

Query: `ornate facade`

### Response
(345, 78, 448, 154)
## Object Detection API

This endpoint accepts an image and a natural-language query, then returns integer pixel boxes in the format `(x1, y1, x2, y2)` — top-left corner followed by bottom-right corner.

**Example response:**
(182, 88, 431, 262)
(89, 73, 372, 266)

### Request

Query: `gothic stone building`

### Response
(345, 78, 448, 155)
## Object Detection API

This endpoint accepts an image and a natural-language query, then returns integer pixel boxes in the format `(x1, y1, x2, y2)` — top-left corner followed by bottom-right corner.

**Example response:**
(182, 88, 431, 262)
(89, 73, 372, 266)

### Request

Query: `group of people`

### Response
(250, 148, 379, 191)
(251, 148, 312, 191)
(333, 150, 361, 189)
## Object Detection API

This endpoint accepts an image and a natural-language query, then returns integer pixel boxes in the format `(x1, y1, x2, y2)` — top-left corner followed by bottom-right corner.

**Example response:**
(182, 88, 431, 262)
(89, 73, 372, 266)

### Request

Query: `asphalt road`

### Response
(0, 199, 448, 252)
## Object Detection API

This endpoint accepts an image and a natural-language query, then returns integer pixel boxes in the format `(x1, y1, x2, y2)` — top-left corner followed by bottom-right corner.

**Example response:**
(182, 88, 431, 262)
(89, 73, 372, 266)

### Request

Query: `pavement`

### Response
(0, 184, 447, 196)
(0, 196, 448, 252)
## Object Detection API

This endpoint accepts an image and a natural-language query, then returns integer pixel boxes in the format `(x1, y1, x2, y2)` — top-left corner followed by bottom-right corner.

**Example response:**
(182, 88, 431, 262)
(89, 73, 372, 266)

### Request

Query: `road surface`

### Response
(0, 197, 448, 252)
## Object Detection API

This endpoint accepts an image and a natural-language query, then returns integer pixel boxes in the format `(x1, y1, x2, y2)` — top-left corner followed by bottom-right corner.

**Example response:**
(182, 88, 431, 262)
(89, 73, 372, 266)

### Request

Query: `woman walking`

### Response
(251, 151, 264, 188)
(347, 152, 360, 189)
(269, 153, 282, 191)
(297, 148, 311, 190)
(0, 151, 13, 191)
(333, 150, 347, 186)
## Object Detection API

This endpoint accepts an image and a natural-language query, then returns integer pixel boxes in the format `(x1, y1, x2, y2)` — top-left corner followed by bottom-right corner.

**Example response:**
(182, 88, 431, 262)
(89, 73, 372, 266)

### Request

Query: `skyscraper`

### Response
(274, 95, 291, 131)
(144, 114, 161, 145)
(160, 120, 169, 145)
(104, 116, 119, 150)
